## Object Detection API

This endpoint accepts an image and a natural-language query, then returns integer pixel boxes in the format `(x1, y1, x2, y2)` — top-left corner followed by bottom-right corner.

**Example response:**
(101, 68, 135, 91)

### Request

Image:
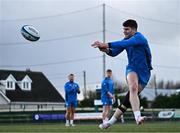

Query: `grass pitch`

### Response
(0, 121, 179, 133)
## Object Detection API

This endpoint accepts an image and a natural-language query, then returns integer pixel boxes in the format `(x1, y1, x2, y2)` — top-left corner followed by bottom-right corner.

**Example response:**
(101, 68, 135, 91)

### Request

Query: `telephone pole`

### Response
(154, 74, 158, 97)
(83, 70, 87, 99)
(102, 3, 106, 78)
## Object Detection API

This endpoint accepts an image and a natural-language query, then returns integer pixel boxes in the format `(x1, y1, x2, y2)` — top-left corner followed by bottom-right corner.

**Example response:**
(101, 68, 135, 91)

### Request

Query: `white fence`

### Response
(0, 102, 65, 112)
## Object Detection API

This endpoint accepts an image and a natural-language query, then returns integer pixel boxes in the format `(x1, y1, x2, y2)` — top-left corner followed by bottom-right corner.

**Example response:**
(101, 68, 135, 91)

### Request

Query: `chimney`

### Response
(26, 68, 31, 72)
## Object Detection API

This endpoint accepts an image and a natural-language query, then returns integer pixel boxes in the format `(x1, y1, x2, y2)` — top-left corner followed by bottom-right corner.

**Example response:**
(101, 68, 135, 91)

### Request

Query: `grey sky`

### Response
(0, 0, 180, 99)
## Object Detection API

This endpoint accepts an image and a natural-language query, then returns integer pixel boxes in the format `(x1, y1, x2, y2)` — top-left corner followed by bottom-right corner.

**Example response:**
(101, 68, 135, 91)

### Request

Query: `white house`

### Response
(0, 69, 65, 111)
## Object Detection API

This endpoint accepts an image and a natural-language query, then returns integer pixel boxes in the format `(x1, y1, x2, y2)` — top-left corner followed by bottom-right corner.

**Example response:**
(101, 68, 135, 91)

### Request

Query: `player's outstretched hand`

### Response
(91, 41, 108, 49)
(91, 41, 101, 48)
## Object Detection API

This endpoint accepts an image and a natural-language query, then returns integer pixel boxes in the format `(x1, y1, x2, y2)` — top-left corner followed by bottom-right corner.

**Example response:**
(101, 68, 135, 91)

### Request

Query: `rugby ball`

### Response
(21, 25, 40, 41)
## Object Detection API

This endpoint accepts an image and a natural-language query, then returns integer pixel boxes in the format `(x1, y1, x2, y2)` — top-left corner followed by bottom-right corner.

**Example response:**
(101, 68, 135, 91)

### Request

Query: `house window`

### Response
(7, 81, 13, 89)
(23, 82, 29, 89)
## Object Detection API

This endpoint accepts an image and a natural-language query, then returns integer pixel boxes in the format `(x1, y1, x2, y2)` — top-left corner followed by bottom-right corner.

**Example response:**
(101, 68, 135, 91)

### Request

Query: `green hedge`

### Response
(80, 93, 180, 109)
(152, 93, 180, 108)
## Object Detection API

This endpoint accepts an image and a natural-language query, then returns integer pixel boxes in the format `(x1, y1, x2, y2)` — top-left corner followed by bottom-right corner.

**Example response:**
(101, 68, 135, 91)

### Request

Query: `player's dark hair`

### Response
(69, 74, 74, 76)
(106, 69, 112, 72)
(123, 19, 138, 29)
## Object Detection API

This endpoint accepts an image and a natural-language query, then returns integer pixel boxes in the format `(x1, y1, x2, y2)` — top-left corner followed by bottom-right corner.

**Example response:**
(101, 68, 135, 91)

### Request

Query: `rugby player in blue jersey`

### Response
(64, 74, 80, 126)
(101, 69, 115, 124)
(92, 19, 153, 128)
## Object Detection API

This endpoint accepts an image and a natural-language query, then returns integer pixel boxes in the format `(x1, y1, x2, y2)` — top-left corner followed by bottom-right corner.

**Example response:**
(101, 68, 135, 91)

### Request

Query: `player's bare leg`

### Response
(99, 108, 123, 129)
(102, 106, 107, 124)
(70, 106, 75, 126)
(127, 72, 145, 125)
(65, 107, 71, 126)
(102, 106, 111, 124)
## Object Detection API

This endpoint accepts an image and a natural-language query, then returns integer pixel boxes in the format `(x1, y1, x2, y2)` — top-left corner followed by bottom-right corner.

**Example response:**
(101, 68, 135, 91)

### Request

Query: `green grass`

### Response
(0, 122, 179, 132)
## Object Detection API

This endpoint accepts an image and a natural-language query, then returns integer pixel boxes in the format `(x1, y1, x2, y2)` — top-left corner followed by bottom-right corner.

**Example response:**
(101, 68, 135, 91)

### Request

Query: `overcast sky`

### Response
(0, 0, 180, 99)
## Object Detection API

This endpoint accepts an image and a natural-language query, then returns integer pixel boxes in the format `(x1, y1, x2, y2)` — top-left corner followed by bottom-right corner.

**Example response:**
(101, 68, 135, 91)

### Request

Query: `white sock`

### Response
(103, 120, 106, 124)
(66, 119, 69, 124)
(133, 111, 141, 121)
(70, 120, 73, 125)
(108, 116, 117, 125)
(121, 115, 124, 123)
(105, 117, 109, 121)
(103, 117, 109, 124)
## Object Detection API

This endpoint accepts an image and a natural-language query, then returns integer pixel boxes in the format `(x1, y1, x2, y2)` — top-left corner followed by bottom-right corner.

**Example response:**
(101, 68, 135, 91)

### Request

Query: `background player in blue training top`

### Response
(101, 69, 115, 124)
(92, 19, 153, 128)
(64, 74, 80, 127)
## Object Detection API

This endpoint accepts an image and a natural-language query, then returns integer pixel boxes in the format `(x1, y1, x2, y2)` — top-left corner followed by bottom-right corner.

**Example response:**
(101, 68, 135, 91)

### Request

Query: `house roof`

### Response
(0, 69, 64, 103)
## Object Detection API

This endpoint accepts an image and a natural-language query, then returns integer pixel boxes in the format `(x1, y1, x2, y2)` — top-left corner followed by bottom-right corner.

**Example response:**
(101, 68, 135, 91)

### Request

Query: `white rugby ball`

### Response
(21, 25, 40, 41)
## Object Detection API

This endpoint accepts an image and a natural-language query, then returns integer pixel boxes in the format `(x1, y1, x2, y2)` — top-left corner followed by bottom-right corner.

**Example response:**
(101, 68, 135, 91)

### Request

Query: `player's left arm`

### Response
(106, 81, 114, 98)
(64, 83, 73, 94)
(107, 91, 115, 103)
(76, 84, 80, 94)
(109, 35, 146, 49)
(107, 91, 114, 98)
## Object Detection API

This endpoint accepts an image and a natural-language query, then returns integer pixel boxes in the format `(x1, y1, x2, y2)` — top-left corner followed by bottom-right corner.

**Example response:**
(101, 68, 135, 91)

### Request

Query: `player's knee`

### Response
(103, 107, 108, 114)
(129, 83, 138, 93)
(105, 108, 110, 115)
(66, 110, 71, 114)
(66, 112, 70, 116)
(66, 111, 70, 118)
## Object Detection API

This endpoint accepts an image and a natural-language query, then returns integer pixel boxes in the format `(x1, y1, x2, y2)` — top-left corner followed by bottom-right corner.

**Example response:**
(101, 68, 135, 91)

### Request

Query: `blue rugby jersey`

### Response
(64, 81, 79, 102)
(107, 32, 153, 72)
(101, 77, 114, 100)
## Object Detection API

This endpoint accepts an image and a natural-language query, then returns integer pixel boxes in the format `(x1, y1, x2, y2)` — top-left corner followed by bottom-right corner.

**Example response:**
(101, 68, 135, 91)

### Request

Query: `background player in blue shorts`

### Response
(64, 74, 80, 126)
(92, 19, 153, 128)
(101, 69, 115, 124)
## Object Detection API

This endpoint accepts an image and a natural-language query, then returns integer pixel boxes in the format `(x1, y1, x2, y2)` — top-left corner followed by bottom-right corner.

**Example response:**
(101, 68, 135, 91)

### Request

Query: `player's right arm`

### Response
(101, 80, 108, 95)
(96, 43, 124, 57)
(92, 33, 147, 50)
(64, 83, 73, 94)
(92, 41, 124, 57)
(108, 33, 147, 49)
